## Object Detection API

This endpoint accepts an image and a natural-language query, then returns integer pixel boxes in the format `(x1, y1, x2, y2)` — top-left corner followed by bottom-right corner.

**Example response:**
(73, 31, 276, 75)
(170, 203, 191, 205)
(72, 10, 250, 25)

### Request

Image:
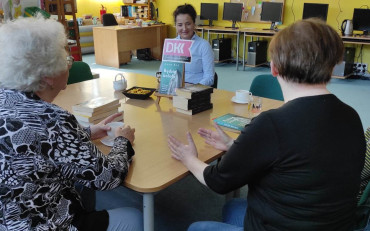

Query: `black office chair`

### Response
(211, 72, 218, 88)
(102, 13, 118, 26)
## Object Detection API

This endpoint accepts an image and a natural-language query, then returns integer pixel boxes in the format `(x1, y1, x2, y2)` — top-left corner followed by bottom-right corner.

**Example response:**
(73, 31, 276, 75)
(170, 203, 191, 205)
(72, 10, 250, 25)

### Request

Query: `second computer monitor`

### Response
(200, 3, 218, 27)
(223, 2, 243, 29)
(353, 8, 370, 35)
(260, 2, 283, 30)
(302, 3, 329, 22)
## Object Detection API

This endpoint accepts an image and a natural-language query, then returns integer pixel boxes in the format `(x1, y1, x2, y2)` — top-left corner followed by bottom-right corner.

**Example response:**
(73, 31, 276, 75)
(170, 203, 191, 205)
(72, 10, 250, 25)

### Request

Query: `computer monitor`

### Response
(200, 3, 218, 27)
(223, 2, 243, 29)
(260, 2, 283, 30)
(302, 3, 329, 22)
(353, 8, 370, 35)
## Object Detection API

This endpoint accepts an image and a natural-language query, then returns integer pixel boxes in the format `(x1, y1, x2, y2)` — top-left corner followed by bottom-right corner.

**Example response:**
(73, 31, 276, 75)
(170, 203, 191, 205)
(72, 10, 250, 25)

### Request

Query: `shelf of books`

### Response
(121, 0, 151, 20)
(44, 0, 82, 61)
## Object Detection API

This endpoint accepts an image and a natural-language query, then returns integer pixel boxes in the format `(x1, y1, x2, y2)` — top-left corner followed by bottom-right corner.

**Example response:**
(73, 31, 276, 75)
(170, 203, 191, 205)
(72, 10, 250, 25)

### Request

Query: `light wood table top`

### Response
(53, 73, 284, 193)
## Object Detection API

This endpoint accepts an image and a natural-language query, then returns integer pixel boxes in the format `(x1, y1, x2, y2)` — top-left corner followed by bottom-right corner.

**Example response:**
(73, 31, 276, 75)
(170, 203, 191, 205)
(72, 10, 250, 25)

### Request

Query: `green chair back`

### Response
(68, 61, 94, 85)
(249, 74, 284, 101)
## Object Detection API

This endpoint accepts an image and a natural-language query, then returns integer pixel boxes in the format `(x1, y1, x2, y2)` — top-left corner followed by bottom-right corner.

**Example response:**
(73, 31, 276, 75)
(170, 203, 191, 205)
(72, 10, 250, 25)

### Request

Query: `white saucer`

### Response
(231, 96, 249, 104)
(101, 137, 115, 147)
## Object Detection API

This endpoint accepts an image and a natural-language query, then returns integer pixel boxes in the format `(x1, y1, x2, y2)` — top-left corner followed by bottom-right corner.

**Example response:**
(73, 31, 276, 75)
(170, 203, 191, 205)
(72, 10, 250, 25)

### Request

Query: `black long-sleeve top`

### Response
(204, 94, 366, 231)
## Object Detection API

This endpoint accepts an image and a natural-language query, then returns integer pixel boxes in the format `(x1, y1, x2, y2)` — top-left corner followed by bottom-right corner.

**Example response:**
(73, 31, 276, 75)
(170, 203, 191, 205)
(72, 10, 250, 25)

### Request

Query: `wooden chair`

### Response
(249, 74, 284, 101)
(67, 61, 94, 85)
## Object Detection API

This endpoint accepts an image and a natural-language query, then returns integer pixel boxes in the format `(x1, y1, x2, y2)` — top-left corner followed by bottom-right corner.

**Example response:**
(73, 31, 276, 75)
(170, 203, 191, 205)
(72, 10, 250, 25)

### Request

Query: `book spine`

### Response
(177, 103, 213, 115)
(215, 120, 242, 131)
(173, 96, 211, 110)
(176, 88, 213, 99)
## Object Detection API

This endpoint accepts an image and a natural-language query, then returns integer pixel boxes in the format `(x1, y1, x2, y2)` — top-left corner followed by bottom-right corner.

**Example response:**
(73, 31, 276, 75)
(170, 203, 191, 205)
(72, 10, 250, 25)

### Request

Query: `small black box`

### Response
(332, 47, 355, 77)
(247, 41, 268, 66)
(212, 38, 232, 61)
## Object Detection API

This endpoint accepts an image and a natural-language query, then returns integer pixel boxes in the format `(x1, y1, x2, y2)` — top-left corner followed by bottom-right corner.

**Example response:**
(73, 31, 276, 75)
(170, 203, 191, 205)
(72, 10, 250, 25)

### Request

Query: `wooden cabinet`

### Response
(121, 0, 152, 20)
(44, 0, 82, 61)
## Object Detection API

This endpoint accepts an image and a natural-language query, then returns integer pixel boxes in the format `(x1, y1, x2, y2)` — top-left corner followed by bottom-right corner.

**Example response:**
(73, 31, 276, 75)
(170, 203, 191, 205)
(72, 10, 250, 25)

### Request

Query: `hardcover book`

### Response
(176, 103, 213, 115)
(175, 83, 213, 99)
(73, 108, 120, 122)
(72, 104, 120, 117)
(159, 61, 185, 95)
(72, 97, 119, 113)
(172, 94, 211, 110)
(77, 114, 123, 127)
(213, 113, 251, 131)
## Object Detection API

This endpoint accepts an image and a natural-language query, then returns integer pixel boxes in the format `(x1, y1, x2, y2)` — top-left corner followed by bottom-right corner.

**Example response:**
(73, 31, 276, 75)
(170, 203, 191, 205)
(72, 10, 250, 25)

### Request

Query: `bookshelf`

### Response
(121, 0, 152, 20)
(44, 0, 82, 61)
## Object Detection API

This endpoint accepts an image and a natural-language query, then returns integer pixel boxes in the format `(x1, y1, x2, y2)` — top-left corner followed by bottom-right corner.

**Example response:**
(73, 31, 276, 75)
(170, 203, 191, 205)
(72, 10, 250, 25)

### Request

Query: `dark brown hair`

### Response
(173, 4, 197, 23)
(269, 19, 344, 84)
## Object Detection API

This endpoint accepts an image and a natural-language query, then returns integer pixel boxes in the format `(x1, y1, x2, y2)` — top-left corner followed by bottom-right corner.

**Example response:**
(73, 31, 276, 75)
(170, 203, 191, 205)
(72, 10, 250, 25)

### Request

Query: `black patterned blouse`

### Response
(0, 89, 134, 230)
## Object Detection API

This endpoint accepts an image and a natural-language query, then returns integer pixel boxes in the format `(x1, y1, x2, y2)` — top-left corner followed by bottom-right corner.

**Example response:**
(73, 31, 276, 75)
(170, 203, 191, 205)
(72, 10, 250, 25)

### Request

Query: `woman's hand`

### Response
(90, 113, 122, 140)
(197, 122, 234, 151)
(115, 125, 135, 144)
(167, 132, 208, 186)
(168, 132, 198, 163)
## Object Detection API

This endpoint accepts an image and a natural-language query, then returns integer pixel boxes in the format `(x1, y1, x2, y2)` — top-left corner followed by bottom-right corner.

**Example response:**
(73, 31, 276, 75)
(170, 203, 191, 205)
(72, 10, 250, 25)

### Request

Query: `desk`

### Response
(53, 73, 284, 231)
(240, 29, 370, 71)
(93, 24, 167, 68)
(342, 35, 370, 45)
(197, 26, 241, 70)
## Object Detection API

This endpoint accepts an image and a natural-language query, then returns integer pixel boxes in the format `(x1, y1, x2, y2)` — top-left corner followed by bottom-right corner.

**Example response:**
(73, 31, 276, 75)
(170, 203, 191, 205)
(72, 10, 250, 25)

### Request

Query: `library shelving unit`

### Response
(121, 0, 152, 20)
(44, 0, 82, 61)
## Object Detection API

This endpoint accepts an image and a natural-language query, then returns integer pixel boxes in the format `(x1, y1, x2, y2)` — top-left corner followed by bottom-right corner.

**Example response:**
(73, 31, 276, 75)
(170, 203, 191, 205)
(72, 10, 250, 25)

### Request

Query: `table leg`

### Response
(143, 193, 154, 231)
(236, 31, 240, 70)
(243, 32, 246, 71)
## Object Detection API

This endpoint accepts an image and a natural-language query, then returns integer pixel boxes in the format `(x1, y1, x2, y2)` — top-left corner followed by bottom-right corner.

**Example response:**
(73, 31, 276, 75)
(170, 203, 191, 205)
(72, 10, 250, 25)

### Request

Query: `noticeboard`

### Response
(230, 0, 285, 23)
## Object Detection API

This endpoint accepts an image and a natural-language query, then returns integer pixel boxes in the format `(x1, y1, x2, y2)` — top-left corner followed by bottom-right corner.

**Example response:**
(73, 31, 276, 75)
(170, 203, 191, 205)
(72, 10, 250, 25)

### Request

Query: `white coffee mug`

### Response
(107, 122, 124, 138)
(113, 73, 127, 91)
(235, 90, 252, 103)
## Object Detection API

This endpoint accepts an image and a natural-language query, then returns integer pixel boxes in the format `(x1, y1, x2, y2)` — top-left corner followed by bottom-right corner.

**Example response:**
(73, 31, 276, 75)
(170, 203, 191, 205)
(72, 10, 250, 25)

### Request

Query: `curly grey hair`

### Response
(0, 15, 68, 92)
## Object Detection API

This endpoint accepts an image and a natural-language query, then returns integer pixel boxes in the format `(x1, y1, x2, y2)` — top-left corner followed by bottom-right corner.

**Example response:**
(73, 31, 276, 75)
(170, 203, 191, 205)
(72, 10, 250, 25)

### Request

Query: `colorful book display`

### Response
(156, 39, 194, 102)
(159, 61, 185, 95)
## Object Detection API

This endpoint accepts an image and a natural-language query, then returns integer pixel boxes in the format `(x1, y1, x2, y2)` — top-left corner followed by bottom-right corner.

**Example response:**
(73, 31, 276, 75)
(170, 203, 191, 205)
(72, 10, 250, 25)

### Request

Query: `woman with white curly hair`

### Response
(0, 16, 143, 231)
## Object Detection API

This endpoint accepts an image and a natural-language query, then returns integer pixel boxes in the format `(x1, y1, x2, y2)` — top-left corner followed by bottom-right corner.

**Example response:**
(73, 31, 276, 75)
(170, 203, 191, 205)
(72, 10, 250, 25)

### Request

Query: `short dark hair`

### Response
(269, 18, 344, 84)
(173, 4, 197, 23)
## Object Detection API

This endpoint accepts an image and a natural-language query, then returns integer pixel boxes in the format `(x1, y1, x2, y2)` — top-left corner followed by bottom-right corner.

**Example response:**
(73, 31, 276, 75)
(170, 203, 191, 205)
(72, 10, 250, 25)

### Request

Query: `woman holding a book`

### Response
(160, 4, 215, 87)
(168, 19, 365, 231)
(0, 16, 142, 231)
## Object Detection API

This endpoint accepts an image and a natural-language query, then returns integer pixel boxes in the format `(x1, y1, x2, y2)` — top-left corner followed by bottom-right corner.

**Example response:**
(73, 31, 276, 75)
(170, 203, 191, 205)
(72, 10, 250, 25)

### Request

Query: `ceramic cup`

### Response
(113, 73, 127, 91)
(235, 90, 252, 103)
(107, 122, 124, 138)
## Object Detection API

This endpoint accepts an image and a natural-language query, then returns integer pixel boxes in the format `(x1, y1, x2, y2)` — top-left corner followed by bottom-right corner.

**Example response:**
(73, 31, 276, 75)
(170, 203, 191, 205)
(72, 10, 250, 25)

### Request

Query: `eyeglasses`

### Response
(67, 56, 74, 68)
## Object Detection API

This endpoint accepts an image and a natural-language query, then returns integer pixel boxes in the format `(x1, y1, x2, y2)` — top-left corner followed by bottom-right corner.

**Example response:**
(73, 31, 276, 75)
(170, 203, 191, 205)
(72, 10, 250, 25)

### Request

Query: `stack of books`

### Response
(173, 84, 214, 115)
(72, 97, 122, 127)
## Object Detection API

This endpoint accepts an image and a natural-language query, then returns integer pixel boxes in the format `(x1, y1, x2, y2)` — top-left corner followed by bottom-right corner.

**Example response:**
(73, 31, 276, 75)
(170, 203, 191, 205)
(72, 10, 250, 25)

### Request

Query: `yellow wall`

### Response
(76, 0, 122, 18)
(76, 0, 370, 66)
